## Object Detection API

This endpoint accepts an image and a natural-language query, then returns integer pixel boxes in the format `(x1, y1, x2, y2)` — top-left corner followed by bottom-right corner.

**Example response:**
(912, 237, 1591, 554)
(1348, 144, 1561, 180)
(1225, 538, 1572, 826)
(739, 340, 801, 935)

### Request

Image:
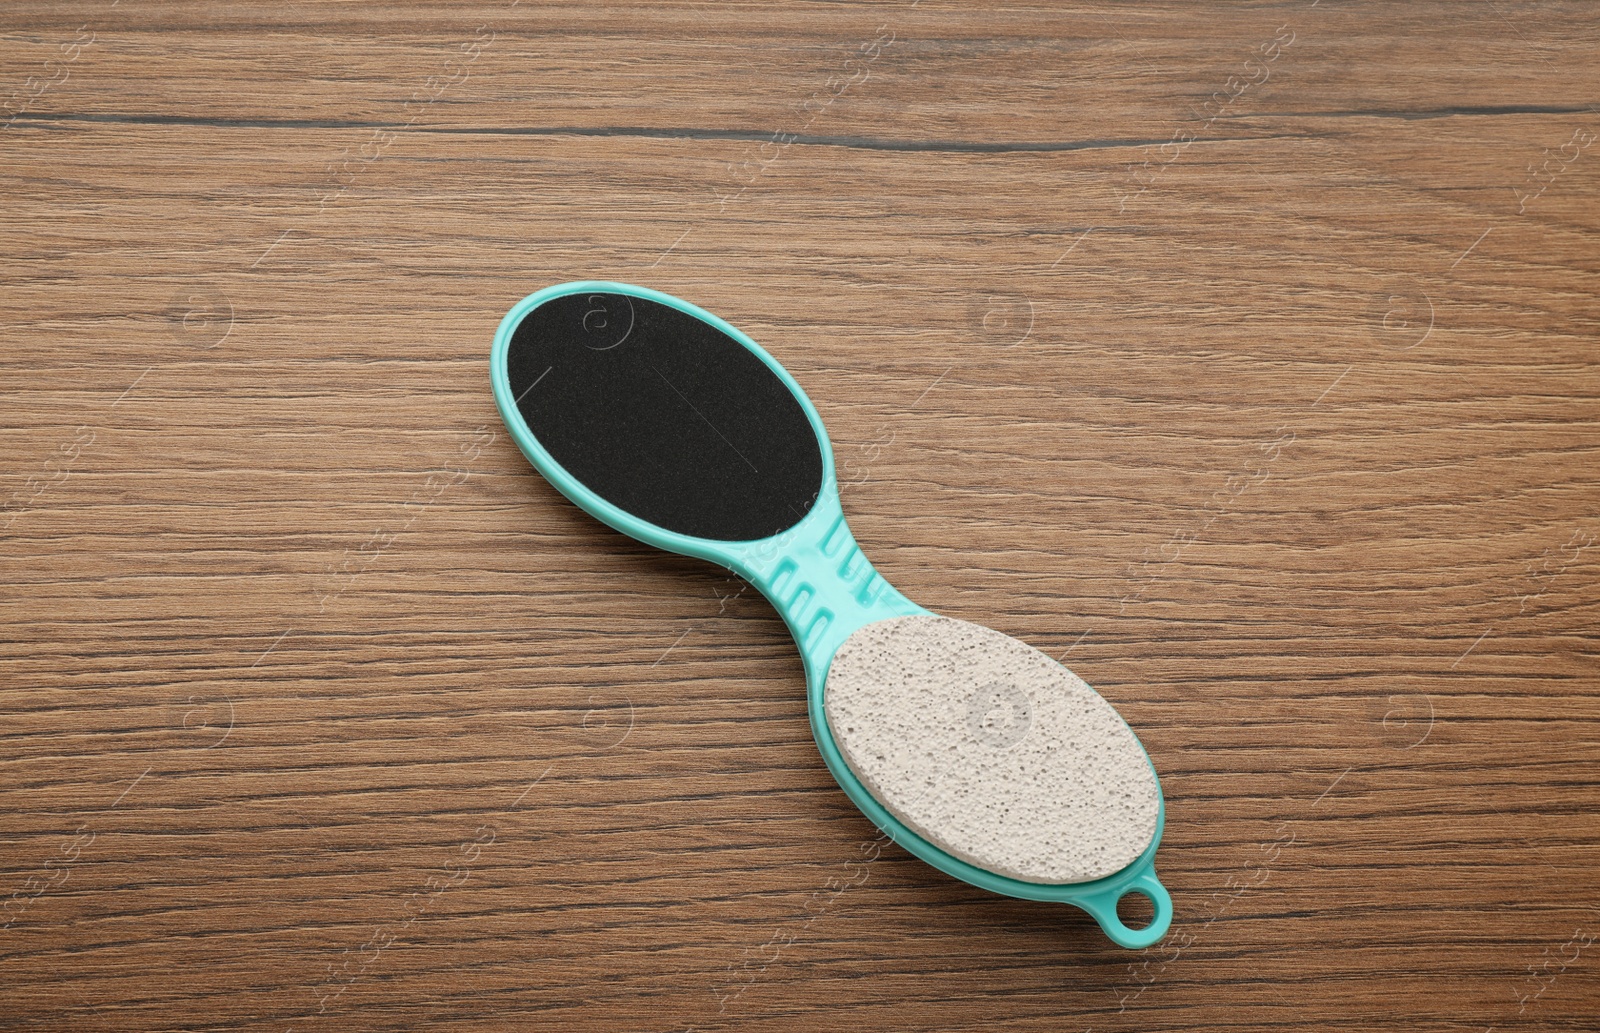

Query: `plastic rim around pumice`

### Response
(489, 280, 1172, 948)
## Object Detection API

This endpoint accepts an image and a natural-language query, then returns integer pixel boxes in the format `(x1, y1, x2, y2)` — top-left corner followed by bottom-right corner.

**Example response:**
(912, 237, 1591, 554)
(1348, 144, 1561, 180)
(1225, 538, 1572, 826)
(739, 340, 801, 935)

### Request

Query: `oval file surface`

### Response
(503, 291, 824, 542)
(824, 615, 1161, 884)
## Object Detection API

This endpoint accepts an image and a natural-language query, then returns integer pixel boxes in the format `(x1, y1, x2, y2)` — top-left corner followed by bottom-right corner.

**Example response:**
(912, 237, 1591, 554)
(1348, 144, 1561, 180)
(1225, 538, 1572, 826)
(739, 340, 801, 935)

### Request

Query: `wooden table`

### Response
(4, 3, 1597, 1030)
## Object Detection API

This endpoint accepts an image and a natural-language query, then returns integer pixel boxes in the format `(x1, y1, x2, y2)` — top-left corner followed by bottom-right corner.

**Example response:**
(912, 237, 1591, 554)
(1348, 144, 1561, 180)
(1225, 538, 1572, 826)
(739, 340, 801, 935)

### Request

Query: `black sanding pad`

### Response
(505, 292, 825, 542)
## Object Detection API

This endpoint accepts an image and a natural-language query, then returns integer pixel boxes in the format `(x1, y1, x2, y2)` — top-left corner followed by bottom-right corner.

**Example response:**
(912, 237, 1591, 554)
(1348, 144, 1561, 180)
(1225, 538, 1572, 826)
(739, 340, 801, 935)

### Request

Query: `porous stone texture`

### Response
(824, 615, 1161, 884)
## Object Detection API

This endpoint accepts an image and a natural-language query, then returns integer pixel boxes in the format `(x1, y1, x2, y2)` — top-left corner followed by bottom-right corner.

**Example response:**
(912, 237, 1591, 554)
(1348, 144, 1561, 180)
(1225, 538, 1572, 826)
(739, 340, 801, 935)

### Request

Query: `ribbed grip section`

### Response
(732, 491, 923, 682)
(765, 512, 898, 653)
(768, 557, 831, 653)
(818, 511, 887, 608)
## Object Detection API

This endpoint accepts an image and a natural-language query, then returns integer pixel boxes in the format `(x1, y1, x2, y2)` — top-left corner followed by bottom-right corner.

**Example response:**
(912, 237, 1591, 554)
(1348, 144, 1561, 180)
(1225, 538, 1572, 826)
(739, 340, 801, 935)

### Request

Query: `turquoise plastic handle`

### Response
(491, 281, 1171, 948)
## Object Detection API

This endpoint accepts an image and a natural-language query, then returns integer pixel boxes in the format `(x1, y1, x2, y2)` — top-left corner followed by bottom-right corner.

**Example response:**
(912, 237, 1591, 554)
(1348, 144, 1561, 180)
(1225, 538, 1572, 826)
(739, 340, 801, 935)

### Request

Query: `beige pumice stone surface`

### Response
(824, 615, 1161, 884)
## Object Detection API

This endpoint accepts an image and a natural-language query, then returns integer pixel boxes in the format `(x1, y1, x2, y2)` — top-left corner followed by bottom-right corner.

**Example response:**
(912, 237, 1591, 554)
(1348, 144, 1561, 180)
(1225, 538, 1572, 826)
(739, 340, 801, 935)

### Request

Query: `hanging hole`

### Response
(1115, 889, 1156, 930)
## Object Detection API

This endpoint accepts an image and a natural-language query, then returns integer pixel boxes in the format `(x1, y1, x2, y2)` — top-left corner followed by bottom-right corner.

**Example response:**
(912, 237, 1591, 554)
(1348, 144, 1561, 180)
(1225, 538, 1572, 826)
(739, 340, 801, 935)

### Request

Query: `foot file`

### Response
(490, 281, 1171, 947)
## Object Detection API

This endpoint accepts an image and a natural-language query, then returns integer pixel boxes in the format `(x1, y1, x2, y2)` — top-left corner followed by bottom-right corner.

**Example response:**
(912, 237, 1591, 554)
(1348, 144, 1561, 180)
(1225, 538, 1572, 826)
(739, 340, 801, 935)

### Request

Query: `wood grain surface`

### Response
(3, 2, 1598, 1030)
